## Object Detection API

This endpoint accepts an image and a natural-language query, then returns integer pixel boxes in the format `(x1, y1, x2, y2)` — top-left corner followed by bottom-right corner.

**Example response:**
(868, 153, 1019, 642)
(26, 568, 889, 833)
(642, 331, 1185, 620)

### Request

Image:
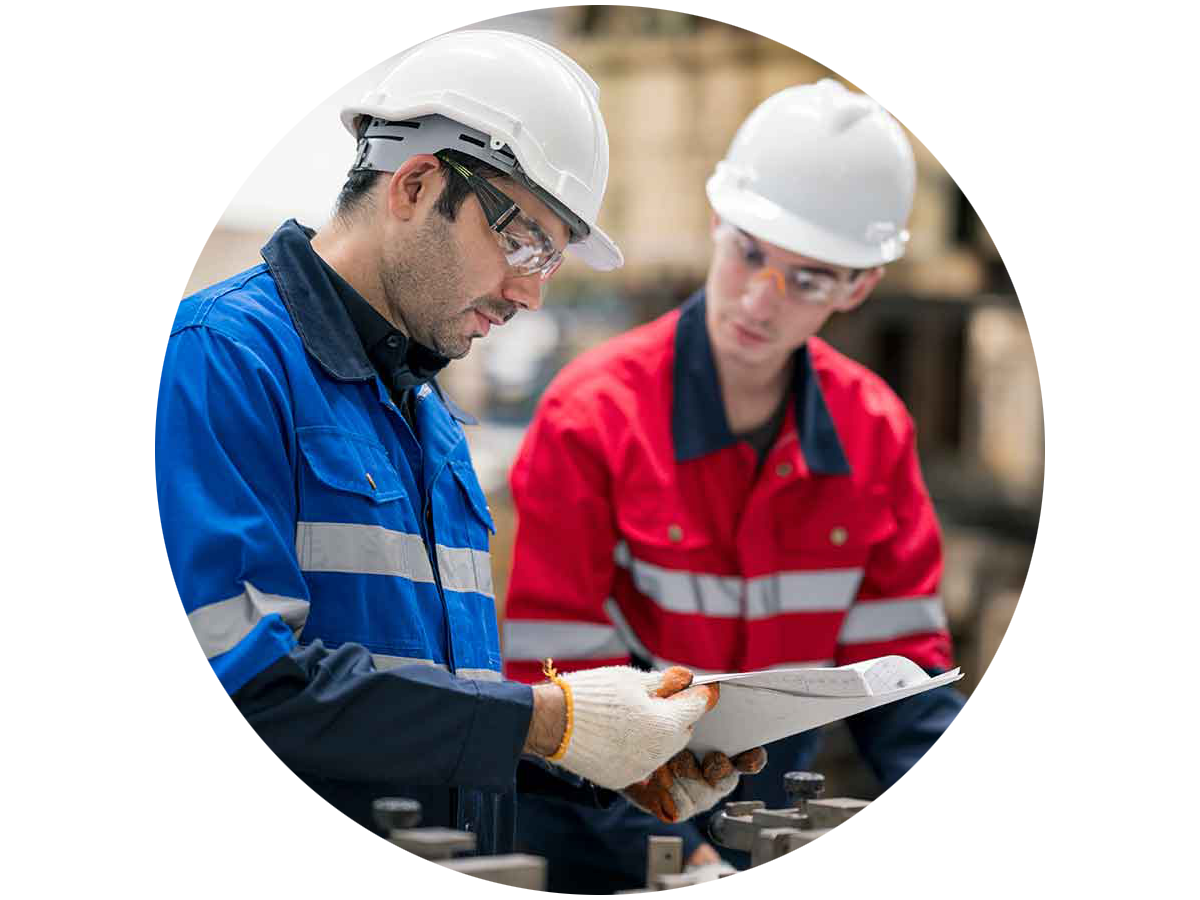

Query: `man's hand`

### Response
(622, 746, 767, 823)
(620, 667, 766, 823)
(685, 844, 721, 869)
(526, 664, 718, 790)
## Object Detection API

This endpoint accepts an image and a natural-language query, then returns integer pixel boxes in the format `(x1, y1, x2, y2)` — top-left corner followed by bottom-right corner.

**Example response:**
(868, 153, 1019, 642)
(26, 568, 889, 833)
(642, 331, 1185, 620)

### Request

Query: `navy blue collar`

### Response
(671, 290, 851, 475)
(260, 219, 474, 423)
(261, 219, 376, 382)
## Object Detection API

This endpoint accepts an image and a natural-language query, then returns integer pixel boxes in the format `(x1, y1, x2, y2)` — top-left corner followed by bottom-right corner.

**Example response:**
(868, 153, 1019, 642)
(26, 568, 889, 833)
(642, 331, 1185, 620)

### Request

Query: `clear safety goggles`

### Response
(722, 224, 861, 305)
(439, 153, 565, 281)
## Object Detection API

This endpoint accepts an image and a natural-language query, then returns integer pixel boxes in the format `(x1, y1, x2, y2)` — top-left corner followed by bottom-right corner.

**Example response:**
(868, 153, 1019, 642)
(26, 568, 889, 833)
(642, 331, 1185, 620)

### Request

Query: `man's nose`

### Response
(501, 270, 545, 312)
(742, 267, 785, 318)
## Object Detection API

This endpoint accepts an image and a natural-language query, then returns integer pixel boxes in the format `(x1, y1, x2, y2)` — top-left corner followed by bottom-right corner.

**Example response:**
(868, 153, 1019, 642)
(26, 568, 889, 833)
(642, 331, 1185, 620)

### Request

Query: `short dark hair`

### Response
(333, 146, 508, 225)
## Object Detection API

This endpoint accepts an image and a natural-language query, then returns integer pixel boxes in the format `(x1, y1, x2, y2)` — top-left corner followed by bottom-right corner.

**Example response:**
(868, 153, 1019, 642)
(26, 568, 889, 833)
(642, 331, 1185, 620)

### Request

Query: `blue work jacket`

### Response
(155, 220, 539, 850)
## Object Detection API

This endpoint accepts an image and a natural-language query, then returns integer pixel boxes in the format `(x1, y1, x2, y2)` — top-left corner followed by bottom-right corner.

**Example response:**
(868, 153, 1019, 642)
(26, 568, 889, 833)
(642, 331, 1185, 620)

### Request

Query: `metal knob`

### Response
(784, 771, 826, 809)
(372, 797, 423, 832)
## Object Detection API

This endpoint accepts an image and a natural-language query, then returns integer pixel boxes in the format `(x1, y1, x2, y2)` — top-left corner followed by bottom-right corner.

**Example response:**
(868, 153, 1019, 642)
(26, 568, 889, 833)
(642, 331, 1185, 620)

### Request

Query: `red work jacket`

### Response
(503, 291, 954, 684)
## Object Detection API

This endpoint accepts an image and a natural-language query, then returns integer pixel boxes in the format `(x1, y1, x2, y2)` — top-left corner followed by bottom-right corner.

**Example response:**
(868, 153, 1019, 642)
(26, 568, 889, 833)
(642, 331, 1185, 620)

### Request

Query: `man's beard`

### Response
(378, 214, 518, 360)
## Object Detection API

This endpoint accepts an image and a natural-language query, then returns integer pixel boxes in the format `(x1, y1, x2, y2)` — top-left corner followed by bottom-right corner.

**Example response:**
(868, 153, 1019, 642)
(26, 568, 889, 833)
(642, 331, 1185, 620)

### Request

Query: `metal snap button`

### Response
(829, 526, 848, 546)
(667, 524, 684, 543)
(776, 462, 793, 477)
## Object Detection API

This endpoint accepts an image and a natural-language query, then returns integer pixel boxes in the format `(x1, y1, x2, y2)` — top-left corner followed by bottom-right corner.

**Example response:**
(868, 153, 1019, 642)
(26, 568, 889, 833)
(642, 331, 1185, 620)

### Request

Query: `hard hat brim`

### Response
(570, 222, 623, 271)
(707, 172, 907, 269)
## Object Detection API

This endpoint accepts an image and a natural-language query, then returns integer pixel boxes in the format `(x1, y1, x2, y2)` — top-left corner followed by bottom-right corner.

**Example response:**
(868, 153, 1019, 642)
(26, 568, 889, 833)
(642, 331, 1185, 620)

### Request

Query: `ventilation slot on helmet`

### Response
(458, 134, 487, 148)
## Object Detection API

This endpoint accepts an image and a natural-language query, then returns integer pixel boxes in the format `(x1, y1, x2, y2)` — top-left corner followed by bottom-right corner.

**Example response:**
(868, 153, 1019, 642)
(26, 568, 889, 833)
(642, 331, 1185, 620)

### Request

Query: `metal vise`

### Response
(312, 801, 549, 892)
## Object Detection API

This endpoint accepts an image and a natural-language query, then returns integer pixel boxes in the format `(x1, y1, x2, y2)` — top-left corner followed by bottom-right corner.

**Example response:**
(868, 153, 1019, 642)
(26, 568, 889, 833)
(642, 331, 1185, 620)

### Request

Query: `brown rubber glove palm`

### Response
(621, 667, 768, 823)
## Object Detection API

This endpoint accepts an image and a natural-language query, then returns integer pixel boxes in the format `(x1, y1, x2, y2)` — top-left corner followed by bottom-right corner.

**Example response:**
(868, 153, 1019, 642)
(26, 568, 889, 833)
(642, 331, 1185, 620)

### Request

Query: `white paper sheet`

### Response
(687, 656, 963, 757)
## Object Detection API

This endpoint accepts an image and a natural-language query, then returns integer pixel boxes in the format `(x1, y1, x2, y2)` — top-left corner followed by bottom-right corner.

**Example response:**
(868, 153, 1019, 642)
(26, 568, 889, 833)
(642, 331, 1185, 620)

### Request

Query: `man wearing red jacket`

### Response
(503, 79, 965, 891)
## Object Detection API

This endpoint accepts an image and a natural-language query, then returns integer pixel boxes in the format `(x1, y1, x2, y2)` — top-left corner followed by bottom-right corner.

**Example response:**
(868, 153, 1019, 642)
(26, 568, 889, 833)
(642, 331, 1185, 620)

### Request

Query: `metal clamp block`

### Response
(388, 827, 477, 860)
(750, 808, 806, 829)
(400, 854, 547, 897)
(806, 801, 883, 830)
(750, 827, 810, 868)
(646, 835, 684, 884)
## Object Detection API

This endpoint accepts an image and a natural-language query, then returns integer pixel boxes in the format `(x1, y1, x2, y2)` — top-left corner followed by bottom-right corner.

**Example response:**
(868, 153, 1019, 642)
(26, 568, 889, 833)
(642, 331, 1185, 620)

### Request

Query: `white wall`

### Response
(153, 5, 556, 236)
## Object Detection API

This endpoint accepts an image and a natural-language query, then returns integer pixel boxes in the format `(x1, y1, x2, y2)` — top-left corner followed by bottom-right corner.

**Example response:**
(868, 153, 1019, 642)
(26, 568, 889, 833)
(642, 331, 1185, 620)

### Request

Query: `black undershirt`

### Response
(317, 257, 450, 415)
(733, 392, 790, 468)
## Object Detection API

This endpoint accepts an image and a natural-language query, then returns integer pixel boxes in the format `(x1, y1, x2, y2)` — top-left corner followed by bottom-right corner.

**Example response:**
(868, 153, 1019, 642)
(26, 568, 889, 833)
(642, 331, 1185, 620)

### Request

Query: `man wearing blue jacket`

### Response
(155, 30, 752, 856)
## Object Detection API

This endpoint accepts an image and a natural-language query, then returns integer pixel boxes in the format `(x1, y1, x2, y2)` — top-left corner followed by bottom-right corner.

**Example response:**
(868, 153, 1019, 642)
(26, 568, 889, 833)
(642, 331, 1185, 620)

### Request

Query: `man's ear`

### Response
(385, 154, 444, 223)
(833, 266, 884, 313)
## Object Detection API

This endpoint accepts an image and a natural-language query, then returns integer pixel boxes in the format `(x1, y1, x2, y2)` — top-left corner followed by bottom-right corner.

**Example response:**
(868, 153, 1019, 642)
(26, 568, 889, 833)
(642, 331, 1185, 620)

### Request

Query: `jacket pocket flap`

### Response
(297, 426, 405, 503)
(777, 486, 897, 550)
(449, 459, 495, 534)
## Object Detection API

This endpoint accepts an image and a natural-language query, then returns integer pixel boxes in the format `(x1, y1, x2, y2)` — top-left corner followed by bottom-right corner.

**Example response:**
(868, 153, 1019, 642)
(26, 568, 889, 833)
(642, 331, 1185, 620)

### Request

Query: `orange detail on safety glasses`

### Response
(752, 267, 788, 296)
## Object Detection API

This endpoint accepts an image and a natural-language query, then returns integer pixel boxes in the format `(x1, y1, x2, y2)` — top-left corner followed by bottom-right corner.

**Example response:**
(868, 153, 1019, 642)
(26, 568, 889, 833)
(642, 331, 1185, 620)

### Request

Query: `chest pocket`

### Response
(616, 480, 712, 557)
(774, 481, 897, 567)
(296, 426, 409, 525)
(294, 425, 438, 659)
(613, 486, 738, 620)
(445, 459, 495, 537)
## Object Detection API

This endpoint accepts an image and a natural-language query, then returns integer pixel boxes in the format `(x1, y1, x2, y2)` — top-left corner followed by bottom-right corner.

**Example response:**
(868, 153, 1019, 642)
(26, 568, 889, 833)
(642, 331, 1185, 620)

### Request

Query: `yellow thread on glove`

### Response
(542, 658, 574, 763)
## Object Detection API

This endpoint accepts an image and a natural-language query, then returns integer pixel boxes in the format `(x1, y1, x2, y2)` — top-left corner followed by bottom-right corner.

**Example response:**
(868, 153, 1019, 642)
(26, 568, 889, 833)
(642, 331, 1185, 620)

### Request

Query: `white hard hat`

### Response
(341, 30, 622, 271)
(706, 79, 916, 268)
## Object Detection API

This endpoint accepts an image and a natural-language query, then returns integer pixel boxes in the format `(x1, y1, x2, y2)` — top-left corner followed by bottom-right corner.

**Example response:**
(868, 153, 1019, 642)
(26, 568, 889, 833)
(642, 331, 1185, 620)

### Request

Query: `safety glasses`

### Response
(723, 224, 860, 305)
(438, 153, 565, 281)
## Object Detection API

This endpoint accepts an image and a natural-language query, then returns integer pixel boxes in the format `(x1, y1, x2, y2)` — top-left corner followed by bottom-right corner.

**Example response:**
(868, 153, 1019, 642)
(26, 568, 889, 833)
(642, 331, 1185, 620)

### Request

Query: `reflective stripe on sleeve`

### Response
(188, 582, 309, 660)
(837, 596, 948, 644)
(295, 522, 435, 581)
(370, 654, 501, 682)
(504, 618, 629, 662)
(371, 654, 446, 671)
(436, 545, 495, 598)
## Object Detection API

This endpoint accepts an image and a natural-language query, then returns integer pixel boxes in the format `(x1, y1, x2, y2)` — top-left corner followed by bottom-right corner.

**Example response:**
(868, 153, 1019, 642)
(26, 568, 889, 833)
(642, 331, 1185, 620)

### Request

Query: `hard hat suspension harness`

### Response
(350, 114, 590, 245)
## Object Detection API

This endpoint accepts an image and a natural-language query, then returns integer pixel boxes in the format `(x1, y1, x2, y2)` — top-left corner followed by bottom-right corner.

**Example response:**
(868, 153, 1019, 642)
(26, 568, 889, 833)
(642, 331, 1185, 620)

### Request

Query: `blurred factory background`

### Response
(183, 7, 1041, 801)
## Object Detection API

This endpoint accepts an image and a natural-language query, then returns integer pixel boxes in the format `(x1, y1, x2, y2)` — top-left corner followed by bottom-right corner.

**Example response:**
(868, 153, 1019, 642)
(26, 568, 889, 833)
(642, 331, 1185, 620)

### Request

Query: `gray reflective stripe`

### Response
(436, 545, 494, 598)
(188, 583, 309, 660)
(745, 569, 864, 619)
(296, 522, 435, 582)
(838, 596, 947, 644)
(614, 542, 742, 616)
(370, 655, 501, 682)
(372, 654, 446, 672)
(616, 542, 862, 620)
(606, 599, 835, 673)
(603, 598, 653, 662)
(504, 618, 629, 661)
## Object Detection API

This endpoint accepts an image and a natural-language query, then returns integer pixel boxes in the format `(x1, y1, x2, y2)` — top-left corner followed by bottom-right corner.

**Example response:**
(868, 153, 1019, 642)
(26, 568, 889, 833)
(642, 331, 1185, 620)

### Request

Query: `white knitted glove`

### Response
(623, 747, 769, 823)
(543, 665, 718, 790)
